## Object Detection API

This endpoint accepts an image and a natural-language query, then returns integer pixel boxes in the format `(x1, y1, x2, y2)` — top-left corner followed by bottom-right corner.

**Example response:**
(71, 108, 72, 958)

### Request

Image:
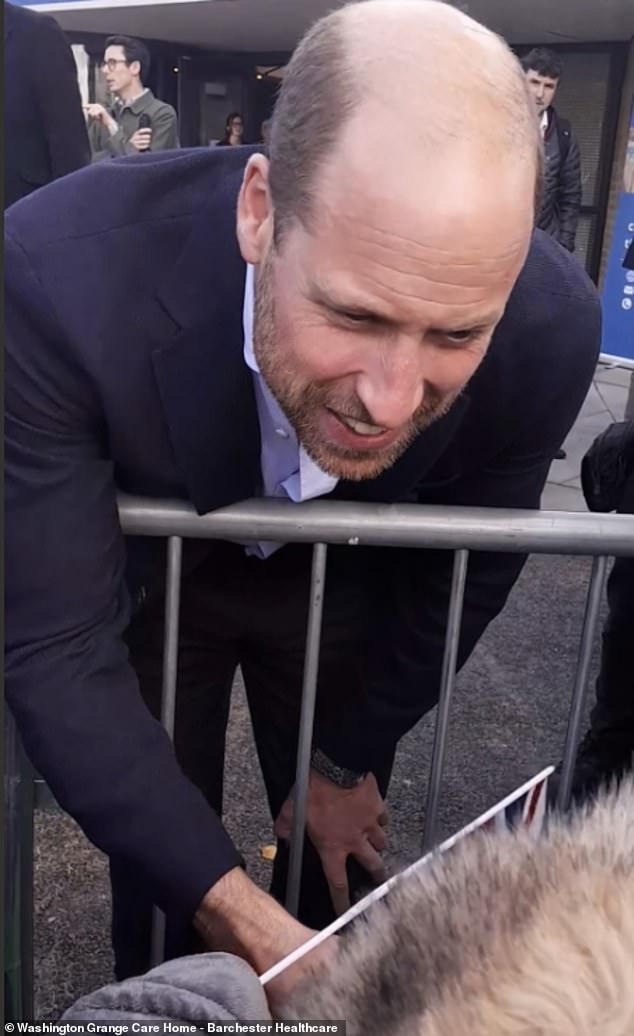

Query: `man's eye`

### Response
(444, 329, 477, 344)
(339, 310, 370, 325)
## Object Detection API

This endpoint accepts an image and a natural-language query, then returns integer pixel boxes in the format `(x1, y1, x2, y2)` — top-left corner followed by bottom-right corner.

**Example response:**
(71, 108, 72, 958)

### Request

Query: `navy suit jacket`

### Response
(5, 146, 601, 920)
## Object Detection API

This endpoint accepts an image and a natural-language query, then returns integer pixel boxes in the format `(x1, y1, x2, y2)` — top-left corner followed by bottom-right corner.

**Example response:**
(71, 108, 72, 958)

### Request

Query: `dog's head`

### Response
(284, 778, 634, 1036)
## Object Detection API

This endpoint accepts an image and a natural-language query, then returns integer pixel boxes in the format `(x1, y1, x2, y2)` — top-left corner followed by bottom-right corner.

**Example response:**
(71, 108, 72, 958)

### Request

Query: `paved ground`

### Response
(30, 361, 632, 1019)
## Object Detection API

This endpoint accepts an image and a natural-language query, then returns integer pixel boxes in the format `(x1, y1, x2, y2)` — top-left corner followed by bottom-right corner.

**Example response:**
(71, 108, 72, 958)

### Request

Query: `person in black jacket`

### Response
(550, 421, 634, 805)
(521, 48, 582, 255)
(3, 1, 90, 209)
(552, 240, 634, 803)
(5, 0, 600, 1002)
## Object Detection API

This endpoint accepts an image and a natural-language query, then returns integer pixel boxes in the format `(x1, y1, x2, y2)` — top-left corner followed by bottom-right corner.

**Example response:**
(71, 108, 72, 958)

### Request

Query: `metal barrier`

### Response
(5, 495, 634, 1018)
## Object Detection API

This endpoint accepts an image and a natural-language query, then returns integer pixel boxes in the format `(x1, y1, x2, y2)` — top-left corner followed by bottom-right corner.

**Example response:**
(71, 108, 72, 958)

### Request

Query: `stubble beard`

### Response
(252, 253, 459, 481)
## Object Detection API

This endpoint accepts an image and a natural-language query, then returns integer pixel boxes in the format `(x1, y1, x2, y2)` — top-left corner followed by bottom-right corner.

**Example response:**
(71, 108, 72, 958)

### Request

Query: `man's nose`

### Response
(354, 345, 425, 430)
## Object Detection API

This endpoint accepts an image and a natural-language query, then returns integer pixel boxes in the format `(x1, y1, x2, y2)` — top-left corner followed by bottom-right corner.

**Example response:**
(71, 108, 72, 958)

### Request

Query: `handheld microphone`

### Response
(138, 113, 152, 151)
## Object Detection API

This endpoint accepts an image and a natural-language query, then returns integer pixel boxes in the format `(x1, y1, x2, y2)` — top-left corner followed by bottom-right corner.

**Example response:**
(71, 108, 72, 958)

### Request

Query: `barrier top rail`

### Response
(118, 495, 634, 556)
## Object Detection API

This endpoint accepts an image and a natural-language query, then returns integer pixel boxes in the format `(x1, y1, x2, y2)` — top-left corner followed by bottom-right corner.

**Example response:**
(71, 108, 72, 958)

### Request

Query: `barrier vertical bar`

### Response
(19, 752, 35, 1018)
(4, 711, 21, 1021)
(4, 711, 34, 1020)
(557, 554, 608, 811)
(150, 536, 184, 967)
(422, 549, 469, 852)
(285, 543, 328, 917)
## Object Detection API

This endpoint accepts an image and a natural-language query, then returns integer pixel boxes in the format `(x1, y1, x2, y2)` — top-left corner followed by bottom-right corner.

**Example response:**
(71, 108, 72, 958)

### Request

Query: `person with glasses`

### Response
(217, 112, 245, 147)
(85, 35, 178, 160)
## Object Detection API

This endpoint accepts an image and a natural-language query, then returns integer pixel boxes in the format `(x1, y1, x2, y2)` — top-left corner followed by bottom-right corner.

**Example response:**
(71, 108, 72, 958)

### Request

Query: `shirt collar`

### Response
(242, 263, 338, 501)
(243, 263, 258, 373)
(540, 109, 549, 136)
(116, 88, 150, 113)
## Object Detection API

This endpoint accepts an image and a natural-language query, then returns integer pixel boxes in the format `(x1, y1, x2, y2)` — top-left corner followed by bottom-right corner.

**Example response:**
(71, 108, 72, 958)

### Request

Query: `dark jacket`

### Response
(89, 88, 178, 160)
(582, 421, 634, 515)
(5, 146, 600, 922)
(537, 107, 582, 253)
(3, 1, 90, 209)
(581, 420, 634, 732)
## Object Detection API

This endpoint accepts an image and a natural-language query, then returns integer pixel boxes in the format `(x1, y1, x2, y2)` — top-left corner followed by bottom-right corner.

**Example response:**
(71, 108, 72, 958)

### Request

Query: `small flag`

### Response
(479, 772, 550, 839)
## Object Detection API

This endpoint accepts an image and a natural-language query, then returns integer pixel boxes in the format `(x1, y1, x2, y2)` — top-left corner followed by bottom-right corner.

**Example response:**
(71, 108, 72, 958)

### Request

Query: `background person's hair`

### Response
(104, 35, 151, 84)
(520, 47, 563, 81)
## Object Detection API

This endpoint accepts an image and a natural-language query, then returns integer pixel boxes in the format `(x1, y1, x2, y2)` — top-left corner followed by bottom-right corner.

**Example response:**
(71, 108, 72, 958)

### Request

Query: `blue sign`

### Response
(601, 96, 634, 366)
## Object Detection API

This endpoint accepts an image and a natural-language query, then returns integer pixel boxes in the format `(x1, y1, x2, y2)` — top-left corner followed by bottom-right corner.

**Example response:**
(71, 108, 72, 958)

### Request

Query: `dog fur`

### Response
(285, 778, 634, 1035)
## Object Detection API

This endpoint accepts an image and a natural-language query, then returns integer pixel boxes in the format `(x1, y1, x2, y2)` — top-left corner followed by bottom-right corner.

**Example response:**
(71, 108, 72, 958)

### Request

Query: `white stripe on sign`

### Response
(25, 0, 212, 13)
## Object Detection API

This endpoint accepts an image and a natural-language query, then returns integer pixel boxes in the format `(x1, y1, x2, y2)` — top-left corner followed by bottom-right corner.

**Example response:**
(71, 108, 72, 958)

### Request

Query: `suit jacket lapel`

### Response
(152, 163, 261, 515)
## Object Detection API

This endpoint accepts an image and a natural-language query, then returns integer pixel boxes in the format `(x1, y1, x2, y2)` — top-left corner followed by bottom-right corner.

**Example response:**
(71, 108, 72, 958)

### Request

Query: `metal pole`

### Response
(4, 710, 34, 1020)
(285, 543, 328, 916)
(422, 549, 469, 852)
(557, 555, 609, 811)
(118, 496, 634, 558)
(19, 752, 35, 1018)
(150, 536, 183, 967)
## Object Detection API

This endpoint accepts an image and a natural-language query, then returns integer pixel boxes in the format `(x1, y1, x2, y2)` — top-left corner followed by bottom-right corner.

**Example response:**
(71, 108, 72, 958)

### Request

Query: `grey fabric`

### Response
(62, 952, 271, 1023)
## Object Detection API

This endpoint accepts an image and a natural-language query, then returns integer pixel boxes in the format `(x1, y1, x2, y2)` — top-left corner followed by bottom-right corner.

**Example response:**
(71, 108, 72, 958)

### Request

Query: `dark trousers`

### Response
(112, 540, 393, 980)
(590, 478, 634, 738)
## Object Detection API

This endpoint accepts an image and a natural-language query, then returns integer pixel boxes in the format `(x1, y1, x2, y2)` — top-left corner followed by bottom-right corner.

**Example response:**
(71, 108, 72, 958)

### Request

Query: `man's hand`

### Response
(194, 867, 336, 1015)
(84, 103, 117, 135)
(128, 128, 153, 152)
(275, 769, 389, 915)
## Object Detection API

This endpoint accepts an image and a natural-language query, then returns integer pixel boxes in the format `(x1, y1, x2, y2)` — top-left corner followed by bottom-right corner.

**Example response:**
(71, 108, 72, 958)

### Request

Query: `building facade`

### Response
(13, 0, 634, 294)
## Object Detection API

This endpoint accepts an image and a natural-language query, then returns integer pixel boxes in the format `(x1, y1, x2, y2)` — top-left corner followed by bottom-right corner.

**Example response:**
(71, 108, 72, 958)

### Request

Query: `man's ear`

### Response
(236, 153, 274, 264)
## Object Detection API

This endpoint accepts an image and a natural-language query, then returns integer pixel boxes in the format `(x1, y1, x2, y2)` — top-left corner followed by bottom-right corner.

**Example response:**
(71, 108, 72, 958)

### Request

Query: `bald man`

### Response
(6, 0, 599, 1005)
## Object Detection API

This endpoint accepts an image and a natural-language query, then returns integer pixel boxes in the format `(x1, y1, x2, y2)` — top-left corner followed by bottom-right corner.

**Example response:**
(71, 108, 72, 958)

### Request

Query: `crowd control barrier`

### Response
(5, 495, 634, 1018)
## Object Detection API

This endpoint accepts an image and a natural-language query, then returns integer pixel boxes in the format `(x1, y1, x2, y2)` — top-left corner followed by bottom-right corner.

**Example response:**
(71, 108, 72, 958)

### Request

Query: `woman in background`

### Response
(217, 112, 244, 146)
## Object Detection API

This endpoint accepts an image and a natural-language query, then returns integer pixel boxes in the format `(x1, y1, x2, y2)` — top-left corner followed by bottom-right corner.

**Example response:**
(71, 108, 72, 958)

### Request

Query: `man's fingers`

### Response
(321, 852, 351, 916)
(328, 880, 351, 917)
(274, 818, 291, 841)
(273, 789, 295, 842)
(367, 823, 388, 853)
(130, 129, 152, 147)
(378, 808, 389, 828)
(273, 807, 293, 842)
(353, 843, 388, 887)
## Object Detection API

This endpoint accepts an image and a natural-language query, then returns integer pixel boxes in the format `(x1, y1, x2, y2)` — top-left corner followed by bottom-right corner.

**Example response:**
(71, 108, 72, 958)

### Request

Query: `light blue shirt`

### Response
(242, 264, 338, 558)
